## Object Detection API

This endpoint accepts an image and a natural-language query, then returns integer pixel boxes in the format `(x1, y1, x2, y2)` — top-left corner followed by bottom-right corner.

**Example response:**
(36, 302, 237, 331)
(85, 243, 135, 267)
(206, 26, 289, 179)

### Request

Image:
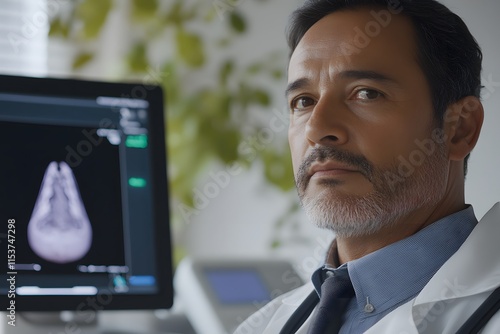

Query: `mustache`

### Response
(297, 146, 374, 184)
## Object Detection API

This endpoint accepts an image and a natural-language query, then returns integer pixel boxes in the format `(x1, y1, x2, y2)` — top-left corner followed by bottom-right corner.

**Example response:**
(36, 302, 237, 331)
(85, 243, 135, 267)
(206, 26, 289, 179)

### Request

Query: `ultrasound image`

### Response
(27, 161, 93, 264)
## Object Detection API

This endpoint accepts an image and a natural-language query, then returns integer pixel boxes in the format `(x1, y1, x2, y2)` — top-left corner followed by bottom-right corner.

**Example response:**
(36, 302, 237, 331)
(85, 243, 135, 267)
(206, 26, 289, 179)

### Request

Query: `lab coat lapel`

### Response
(263, 282, 314, 334)
(408, 202, 500, 331)
(365, 202, 500, 333)
(414, 202, 500, 306)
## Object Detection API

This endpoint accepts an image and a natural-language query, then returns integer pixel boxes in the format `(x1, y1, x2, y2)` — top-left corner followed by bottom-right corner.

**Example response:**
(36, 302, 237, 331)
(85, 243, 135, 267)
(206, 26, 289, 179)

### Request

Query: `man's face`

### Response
(287, 8, 450, 237)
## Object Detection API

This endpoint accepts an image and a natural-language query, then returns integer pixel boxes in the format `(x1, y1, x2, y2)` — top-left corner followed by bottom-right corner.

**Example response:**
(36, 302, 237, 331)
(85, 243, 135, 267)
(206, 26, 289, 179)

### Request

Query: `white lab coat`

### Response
(234, 202, 500, 334)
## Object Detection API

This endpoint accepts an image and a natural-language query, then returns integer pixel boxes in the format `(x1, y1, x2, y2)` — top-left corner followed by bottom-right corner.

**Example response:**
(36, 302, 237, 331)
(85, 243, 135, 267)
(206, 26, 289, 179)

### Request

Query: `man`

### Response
(235, 0, 500, 333)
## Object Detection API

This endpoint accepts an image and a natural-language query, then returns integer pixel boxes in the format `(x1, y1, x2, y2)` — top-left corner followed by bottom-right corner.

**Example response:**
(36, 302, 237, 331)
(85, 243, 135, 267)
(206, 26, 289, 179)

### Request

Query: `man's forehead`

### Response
(288, 8, 417, 80)
(293, 7, 413, 47)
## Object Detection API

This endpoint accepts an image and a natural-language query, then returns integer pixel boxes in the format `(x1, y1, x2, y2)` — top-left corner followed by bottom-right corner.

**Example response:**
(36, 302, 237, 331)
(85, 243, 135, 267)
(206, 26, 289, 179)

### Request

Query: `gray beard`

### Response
(298, 144, 448, 238)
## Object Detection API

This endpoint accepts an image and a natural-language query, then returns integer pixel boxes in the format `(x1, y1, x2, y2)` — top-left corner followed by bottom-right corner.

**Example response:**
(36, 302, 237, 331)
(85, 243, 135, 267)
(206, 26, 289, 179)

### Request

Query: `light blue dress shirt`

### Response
(311, 206, 477, 333)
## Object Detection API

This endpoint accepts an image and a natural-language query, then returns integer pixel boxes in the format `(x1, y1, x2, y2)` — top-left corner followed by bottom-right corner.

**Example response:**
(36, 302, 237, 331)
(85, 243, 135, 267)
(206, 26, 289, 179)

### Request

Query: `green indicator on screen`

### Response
(125, 135, 148, 148)
(129, 177, 147, 188)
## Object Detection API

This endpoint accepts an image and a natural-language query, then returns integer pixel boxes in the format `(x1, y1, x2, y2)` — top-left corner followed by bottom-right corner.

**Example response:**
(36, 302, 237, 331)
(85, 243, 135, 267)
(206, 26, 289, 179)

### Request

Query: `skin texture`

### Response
(286, 8, 484, 264)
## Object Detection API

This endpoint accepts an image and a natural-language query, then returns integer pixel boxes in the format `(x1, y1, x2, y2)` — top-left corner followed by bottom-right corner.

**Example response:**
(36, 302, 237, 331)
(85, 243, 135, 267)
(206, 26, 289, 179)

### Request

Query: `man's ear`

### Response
(444, 96, 484, 161)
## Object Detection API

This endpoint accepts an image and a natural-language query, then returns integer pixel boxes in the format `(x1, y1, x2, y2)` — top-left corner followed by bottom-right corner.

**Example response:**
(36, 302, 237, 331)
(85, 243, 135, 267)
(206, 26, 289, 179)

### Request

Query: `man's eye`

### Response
(291, 96, 315, 111)
(355, 89, 383, 100)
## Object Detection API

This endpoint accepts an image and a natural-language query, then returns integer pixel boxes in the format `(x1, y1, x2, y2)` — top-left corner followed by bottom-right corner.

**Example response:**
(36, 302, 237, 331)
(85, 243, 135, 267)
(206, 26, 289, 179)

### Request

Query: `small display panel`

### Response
(205, 269, 271, 304)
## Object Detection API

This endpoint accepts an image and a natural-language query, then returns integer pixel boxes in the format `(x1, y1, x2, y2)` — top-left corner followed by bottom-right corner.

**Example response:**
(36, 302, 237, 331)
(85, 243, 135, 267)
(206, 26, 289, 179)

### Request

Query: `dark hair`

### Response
(286, 0, 483, 175)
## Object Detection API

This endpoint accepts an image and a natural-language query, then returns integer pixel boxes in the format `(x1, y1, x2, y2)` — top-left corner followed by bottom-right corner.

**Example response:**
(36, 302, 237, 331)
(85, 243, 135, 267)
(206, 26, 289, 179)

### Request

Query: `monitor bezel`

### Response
(0, 74, 173, 311)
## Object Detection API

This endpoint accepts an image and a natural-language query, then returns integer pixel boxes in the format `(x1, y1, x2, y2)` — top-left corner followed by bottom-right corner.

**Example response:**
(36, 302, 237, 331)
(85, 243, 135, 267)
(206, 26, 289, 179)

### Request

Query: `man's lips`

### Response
(308, 161, 360, 178)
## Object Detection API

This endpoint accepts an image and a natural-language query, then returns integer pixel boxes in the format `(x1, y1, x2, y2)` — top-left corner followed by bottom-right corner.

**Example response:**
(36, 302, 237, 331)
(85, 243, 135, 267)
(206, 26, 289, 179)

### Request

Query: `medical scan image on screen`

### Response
(0, 84, 170, 311)
(1, 117, 130, 296)
(28, 160, 94, 264)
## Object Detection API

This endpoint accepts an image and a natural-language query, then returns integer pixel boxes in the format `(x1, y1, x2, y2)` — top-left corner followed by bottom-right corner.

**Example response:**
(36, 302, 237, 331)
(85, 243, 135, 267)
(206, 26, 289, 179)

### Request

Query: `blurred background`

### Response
(0, 0, 499, 331)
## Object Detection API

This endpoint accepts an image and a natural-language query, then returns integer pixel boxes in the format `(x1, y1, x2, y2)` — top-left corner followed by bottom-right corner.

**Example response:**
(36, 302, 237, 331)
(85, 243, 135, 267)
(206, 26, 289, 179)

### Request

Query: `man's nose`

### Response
(305, 98, 349, 148)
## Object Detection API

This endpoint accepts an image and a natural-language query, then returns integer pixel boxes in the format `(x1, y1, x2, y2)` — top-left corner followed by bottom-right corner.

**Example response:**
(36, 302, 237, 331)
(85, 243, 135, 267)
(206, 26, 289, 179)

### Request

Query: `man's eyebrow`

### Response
(339, 70, 398, 84)
(285, 78, 310, 98)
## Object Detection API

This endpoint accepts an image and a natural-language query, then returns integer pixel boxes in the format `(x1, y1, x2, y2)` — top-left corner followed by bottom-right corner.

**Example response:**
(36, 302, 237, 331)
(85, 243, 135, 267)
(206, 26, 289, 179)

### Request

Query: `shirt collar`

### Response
(311, 206, 477, 317)
(311, 238, 344, 294)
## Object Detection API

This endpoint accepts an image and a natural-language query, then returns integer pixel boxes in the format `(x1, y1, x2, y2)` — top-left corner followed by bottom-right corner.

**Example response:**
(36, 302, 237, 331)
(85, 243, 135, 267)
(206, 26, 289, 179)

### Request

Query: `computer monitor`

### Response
(0, 74, 173, 313)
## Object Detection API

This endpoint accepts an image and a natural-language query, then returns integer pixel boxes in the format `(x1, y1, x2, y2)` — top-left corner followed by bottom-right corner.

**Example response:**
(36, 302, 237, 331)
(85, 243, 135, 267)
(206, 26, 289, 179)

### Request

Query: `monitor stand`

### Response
(0, 311, 195, 334)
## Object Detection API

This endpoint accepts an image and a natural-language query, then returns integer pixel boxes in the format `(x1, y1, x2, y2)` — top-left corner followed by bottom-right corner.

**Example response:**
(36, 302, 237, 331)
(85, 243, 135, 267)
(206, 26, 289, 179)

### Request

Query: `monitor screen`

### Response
(0, 74, 173, 312)
(204, 269, 271, 305)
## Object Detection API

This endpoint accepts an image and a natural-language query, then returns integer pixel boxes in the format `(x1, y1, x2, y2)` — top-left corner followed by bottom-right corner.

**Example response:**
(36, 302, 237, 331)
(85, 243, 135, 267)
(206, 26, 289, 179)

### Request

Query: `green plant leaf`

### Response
(164, 1, 182, 26)
(131, 0, 158, 21)
(164, 0, 197, 26)
(204, 5, 217, 22)
(49, 18, 69, 38)
(161, 61, 181, 105)
(175, 29, 205, 68)
(246, 62, 263, 74)
(213, 128, 241, 163)
(127, 43, 149, 73)
(271, 240, 281, 249)
(172, 245, 188, 268)
(262, 149, 295, 191)
(219, 60, 234, 86)
(72, 52, 94, 69)
(229, 12, 246, 33)
(198, 89, 232, 119)
(271, 69, 283, 79)
(252, 89, 271, 106)
(75, 0, 112, 39)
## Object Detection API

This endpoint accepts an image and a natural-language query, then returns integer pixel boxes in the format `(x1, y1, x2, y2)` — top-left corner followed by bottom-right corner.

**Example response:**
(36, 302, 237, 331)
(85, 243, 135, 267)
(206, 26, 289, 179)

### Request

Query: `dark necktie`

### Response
(307, 270, 355, 334)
